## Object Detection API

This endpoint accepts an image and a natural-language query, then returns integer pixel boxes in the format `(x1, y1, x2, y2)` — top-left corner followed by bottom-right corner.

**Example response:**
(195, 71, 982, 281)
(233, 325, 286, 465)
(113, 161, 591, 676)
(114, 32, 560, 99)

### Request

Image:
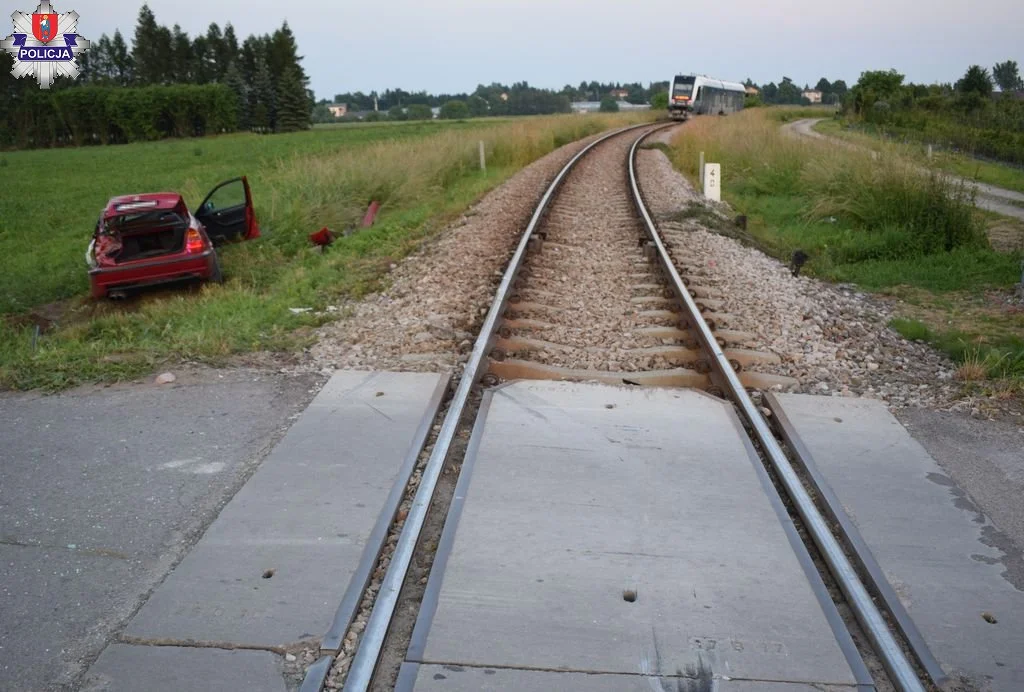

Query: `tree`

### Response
(170, 25, 193, 83)
(223, 61, 249, 129)
(439, 99, 470, 119)
(850, 69, 905, 115)
(650, 91, 668, 110)
(109, 30, 133, 85)
(814, 78, 831, 93)
(276, 66, 311, 132)
(407, 103, 433, 120)
(467, 95, 489, 117)
(776, 77, 802, 104)
(250, 56, 276, 132)
(387, 104, 407, 121)
(993, 60, 1022, 92)
(132, 5, 168, 85)
(956, 65, 993, 97)
(599, 96, 619, 112)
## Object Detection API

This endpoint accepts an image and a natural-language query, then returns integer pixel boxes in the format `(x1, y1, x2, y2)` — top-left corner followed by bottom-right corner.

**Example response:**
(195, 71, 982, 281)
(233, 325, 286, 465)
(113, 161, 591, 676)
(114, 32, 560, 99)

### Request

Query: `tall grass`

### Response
(668, 109, 989, 269)
(666, 108, 1024, 387)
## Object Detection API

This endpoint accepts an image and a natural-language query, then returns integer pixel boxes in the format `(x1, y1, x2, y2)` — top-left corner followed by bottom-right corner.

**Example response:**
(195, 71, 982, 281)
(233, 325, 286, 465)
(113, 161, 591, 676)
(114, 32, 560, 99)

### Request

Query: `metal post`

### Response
(699, 151, 705, 187)
(479, 140, 486, 171)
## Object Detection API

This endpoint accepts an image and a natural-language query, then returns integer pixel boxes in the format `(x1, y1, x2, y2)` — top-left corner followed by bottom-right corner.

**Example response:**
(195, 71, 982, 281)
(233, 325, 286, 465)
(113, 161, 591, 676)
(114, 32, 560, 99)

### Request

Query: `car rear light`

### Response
(185, 228, 205, 254)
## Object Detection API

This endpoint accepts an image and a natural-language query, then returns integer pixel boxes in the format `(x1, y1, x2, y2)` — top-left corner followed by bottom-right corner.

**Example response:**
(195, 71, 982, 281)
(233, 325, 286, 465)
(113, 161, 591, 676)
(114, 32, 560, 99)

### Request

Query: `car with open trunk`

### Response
(86, 177, 260, 299)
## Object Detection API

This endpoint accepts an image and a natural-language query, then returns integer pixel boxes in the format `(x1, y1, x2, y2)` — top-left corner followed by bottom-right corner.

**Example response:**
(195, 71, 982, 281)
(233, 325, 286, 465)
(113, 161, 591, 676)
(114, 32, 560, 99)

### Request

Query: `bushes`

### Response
(2, 84, 239, 148)
(439, 100, 470, 120)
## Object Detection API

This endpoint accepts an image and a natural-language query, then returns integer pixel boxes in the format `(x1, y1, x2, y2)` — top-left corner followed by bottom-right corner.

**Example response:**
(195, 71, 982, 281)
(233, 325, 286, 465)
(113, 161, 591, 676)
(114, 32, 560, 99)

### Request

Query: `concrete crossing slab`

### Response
(118, 370, 448, 649)
(770, 394, 1024, 690)
(82, 644, 286, 692)
(397, 662, 854, 691)
(408, 381, 865, 688)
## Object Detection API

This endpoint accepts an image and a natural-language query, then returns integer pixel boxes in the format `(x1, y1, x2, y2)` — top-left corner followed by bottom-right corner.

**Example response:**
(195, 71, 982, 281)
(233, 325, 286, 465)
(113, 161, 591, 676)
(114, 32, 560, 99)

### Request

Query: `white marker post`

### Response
(927, 144, 933, 160)
(479, 141, 486, 171)
(699, 151, 705, 187)
(703, 163, 721, 202)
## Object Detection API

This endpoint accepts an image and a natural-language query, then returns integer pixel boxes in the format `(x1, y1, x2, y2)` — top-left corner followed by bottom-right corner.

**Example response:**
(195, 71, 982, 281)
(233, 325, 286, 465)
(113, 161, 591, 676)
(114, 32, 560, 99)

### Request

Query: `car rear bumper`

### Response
(89, 252, 216, 297)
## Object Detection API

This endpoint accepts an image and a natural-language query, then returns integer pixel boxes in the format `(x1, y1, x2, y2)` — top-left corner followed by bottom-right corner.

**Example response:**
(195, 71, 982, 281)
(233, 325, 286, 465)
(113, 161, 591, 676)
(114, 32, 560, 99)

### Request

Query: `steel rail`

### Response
(627, 130, 925, 691)
(342, 121, 659, 692)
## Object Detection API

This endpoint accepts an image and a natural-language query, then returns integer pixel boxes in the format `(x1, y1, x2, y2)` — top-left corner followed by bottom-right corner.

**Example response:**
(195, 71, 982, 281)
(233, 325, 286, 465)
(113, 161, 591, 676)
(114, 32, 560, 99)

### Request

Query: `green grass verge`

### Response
(0, 112, 653, 390)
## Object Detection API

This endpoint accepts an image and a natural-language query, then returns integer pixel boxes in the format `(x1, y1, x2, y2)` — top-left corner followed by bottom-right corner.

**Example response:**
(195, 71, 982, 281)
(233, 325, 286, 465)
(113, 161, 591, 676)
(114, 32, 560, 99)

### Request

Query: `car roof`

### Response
(103, 193, 186, 219)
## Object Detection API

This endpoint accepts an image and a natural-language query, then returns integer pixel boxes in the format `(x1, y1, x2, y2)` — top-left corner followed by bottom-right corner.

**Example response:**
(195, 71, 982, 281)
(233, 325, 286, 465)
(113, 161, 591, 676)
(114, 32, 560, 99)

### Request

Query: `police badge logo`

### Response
(1, 1, 90, 89)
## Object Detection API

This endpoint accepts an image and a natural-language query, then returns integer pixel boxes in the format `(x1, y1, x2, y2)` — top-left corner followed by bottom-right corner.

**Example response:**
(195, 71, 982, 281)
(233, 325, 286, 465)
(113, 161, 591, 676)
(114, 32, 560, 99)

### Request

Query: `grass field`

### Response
(667, 107, 1024, 390)
(0, 112, 653, 390)
(813, 118, 1024, 196)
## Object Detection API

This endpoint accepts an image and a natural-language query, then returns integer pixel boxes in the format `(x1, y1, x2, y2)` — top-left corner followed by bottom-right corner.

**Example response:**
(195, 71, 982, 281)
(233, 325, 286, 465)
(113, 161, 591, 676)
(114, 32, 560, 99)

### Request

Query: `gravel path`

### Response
(639, 127, 961, 409)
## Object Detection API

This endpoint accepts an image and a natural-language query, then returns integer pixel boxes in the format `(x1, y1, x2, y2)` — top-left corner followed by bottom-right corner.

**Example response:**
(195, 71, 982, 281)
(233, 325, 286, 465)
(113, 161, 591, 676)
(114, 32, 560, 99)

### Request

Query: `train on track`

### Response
(668, 74, 746, 120)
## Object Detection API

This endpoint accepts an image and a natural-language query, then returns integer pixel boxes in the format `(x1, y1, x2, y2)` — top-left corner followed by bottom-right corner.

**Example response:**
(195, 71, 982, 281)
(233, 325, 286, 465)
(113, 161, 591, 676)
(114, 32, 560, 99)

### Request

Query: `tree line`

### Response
(845, 60, 1024, 165)
(317, 80, 672, 123)
(0, 3, 312, 148)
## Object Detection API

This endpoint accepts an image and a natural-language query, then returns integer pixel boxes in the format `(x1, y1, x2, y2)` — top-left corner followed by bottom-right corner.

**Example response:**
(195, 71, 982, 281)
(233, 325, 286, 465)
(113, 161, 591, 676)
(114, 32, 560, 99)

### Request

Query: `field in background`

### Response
(667, 107, 1024, 391)
(0, 112, 653, 390)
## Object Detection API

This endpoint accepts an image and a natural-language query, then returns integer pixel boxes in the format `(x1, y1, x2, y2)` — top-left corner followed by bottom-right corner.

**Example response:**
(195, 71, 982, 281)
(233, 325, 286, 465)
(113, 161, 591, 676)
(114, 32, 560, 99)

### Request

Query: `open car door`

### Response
(195, 177, 261, 244)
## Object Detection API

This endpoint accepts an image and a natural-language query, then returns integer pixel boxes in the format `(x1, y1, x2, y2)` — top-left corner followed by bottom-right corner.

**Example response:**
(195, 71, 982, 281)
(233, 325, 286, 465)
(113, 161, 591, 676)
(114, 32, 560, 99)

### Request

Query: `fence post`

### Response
(479, 140, 486, 171)
(699, 151, 705, 187)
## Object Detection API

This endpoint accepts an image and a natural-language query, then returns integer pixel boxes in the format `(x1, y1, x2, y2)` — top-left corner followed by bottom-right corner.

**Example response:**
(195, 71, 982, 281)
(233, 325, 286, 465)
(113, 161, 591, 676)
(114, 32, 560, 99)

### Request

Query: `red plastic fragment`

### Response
(309, 227, 335, 247)
(361, 201, 381, 228)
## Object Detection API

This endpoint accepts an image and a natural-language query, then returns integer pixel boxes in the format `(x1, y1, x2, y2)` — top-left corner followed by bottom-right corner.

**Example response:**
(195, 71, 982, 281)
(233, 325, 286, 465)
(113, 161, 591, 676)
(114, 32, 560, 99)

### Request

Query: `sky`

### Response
(48, 0, 1024, 99)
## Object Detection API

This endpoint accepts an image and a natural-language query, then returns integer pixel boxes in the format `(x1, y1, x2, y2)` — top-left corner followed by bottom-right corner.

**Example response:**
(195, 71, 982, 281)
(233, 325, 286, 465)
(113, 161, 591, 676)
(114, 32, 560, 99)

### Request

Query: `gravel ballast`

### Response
(637, 128, 961, 409)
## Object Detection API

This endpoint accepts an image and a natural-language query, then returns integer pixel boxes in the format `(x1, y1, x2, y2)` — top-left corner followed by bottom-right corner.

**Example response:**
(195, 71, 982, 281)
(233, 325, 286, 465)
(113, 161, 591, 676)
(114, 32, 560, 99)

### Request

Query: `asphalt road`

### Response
(0, 367, 322, 691)
(784, 118, 1024, 222)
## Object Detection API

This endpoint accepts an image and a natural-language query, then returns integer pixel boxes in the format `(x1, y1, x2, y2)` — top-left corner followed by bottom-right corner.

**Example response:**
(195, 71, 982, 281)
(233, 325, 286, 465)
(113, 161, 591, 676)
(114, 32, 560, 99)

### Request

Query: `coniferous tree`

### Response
(92, 35, 113, 82)
(250, 57, 276, 132)
(222, 24, 239, 69)
(276, 66, 311, 131)
(223, 61, 249, 129)
(109, 30, 133, 85)
(131, 5, 164, 84)
(170, 25, 192, 83)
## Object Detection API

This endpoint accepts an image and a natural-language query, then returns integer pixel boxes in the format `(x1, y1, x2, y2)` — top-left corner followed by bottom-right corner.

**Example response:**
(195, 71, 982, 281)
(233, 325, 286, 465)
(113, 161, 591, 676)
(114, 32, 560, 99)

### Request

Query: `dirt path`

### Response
(784, 118, 1024, 222)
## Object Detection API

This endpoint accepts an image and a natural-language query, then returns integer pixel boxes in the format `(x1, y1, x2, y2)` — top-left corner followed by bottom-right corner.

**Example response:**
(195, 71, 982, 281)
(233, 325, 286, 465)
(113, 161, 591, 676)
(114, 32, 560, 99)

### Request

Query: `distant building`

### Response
(745, 85, 759, 96)
(609, 89, 629, 99)
(801, 90, 823, 104)
(327, 103, 348, 118)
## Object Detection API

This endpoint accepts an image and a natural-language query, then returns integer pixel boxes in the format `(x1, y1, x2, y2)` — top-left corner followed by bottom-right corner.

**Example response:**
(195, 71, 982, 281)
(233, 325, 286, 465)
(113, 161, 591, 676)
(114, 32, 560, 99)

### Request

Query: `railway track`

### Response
(301, 123, 937, 692)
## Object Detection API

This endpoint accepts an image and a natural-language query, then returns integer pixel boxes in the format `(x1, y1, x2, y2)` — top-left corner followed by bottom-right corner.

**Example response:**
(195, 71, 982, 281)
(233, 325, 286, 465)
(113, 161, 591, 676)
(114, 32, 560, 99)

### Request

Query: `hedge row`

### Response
(2, 84, 238, 149)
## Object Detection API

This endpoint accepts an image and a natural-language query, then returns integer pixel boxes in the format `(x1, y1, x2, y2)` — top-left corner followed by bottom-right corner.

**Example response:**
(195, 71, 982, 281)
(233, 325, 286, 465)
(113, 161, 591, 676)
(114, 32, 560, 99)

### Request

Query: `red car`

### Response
(87, 177, 260, 299)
